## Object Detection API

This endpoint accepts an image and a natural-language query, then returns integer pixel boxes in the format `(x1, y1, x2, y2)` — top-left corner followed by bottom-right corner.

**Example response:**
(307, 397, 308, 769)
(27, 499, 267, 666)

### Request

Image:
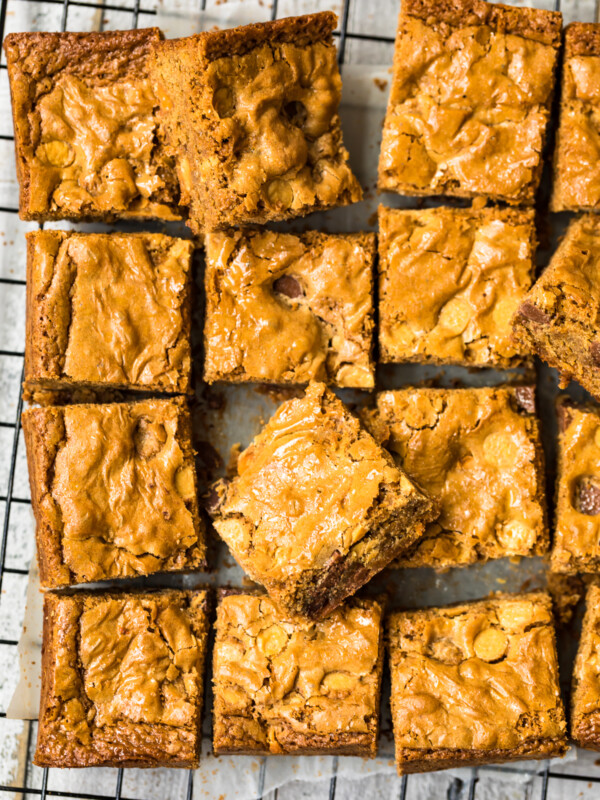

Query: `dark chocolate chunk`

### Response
(557, 399, 576, 433)
(204, 480, 229, 514)
(574, 476, 600, 516)
(273, 275, 303, 299)
(518, 301, 550, 325)
(514, 386, 536, 414)
(590, 342, 600, 366)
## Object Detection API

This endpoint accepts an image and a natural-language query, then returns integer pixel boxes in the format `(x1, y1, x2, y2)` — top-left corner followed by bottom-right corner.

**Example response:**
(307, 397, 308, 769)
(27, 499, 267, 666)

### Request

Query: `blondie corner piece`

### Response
(212, 591, 384, 756)
(22, 397, 206, 588)
(35, 589, 210, 768)
(150, 13, 362, 233)
(25, 231, 194, 400)
(388, 592, 568, 774)
(551, 399, 600, 573)
(207, 382, 435, 621)
(3, 29, 181, 222)
(204, 229, 376, 388)
(377, 205, 536, 367)
(378, 0, 561, 205)
(571, 584, 600, 750)
(366, 386, 548, 568)
(512, 215, 600, 400)
(551, 24, 600, 212)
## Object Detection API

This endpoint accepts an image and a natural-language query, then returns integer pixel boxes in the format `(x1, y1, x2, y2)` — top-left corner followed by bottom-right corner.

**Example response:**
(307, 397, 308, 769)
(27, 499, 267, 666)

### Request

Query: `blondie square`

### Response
(25, 231, 194, 400)
(204, 229, 375, 388)
(207, 382, 434, 621)
(35, 589, 210, 768)
(388, 592, 568, 774)
(378, 206, 536, 368)
(22, 397, 206, 588)
(150, 13, 362, 233)
(571, 583, 600, 750)
(552, 24, 600, 212)
(365, 386, 548, 568)
(551, 400, 600, 573)
(4, 29, 180, 222)
(212, 591, 384, 755)
(378, 0, 562, 205)
(512, 215, 600, 400)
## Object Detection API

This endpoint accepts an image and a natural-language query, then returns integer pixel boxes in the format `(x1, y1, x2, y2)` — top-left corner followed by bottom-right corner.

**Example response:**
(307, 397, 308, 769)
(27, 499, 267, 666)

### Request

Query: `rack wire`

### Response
(1, 0, 600, 797)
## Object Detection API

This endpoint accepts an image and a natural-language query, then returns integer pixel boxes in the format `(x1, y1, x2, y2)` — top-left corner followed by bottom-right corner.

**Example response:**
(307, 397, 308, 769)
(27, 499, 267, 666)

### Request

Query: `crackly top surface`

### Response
(208, 382, 427, 597)
(552, 24, 600, 211)
(35, 590, 208, 766)
(389, 592, 567, 754)
(26, 231, 193, 393)
(24, 398, 204, 585)
(4, 29, 180, 221)
(378, 0, 561, 204)
(151, 13, 361, 232)
(572, 584, 600, 742)
(204, 229, 375, 388)
(378, 206, 535, 367)
(552, 402, 600, 572)
(369, 387, 547, 568)
(212, 593, 383, 753)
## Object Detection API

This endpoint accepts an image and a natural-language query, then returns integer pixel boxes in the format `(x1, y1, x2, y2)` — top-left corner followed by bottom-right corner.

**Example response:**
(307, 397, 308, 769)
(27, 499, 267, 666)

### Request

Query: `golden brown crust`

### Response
(4, 28, 180, 222)
(22, 397, 206, 588)
(572, 584, 600, 750)
(24, 230, 193, 398)
(388, 592, 568, 774)
(35, 589, 210, 768)
(203, 229, 375, 388)
(564, 22, 600, 57)
(212, 593, 384, 756)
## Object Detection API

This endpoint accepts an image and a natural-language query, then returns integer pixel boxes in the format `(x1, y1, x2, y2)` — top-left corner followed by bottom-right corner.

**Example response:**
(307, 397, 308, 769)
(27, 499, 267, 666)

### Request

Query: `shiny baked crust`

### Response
(34, 589, 210, 768)
(388, 592, 568, 774)
(22, 397, 206, 588)
(3, 28, 180, 222)
(551, 399, 600, 573)
(571, 583, 600, 749)
(149, 13, 362, 233)
(378, 0, 562, 204)
(207, 382, 435, 621)
(203, 228, 375, 388)
(24, 230, 193, 399)
(378, 205, 536, 367)
(552, 24, 600, 211)
(512, 215, 600, 400)
(364, 386, 548, 568)
(212, 591, 384, 755)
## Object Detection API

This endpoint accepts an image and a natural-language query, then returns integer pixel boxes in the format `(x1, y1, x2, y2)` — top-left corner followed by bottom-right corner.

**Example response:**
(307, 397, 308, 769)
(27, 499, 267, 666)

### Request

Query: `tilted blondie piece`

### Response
(22, 397, 206, 588)
(4, 29, 180, 221)
(212, 591, 384, 755)
(204, 229, 375, 388)
(552, 24, 600, 212)
(388, 592, 568, 774)
(364, 386, 548, 568)
(512, 215, 600, 399)
(378, 0, 562, 204)
(25, 231, 194, 401)
(571, 583, 600, 750)
(150, 13, 362, 233)
(551, 399, 600, 573)
(207, 382, 435, 620)
(378, 205, 536, 367)
(35, 589, 210, 768)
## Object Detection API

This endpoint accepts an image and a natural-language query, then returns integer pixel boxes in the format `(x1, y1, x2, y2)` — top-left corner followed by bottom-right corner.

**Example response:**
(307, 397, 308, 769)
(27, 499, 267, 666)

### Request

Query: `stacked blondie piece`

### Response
(7, 0, 600, 780)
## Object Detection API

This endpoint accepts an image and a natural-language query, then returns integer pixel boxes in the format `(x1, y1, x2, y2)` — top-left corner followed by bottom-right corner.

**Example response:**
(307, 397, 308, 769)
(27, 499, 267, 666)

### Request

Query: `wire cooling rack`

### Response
(3, 0, 600, 798)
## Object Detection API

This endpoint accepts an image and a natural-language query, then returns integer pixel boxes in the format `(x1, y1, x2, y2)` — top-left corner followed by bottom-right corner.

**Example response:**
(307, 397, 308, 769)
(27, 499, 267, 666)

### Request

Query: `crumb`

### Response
(254, 384, 305, 403)
(547, 572, 585, 625)
(373, 77, 388, 91)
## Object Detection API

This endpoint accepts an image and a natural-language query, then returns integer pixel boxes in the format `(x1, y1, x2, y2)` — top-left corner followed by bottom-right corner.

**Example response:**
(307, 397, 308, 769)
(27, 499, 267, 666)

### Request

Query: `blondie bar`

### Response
(571, 583, 600, 750)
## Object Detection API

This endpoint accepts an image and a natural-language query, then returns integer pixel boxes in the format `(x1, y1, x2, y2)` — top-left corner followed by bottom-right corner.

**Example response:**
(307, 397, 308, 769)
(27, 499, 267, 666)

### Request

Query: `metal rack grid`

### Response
(0, 0, 600, 797)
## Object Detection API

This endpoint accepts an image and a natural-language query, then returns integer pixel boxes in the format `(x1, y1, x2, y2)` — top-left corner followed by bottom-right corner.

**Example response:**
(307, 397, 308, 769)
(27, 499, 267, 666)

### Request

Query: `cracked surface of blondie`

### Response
(388, 592, 568, 774)
(204, 229, 375, 388)
(35, 589, 209, 768)
(378, 205, 535, 367)
(378, 0, 561, 204)
(212, 592, 383, 755)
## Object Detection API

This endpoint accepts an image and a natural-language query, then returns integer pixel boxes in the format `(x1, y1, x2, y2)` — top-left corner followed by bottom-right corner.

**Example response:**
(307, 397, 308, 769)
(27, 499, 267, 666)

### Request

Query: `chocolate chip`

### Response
(273, 275, 303, 299)
(557, 400, 576, 433)
(203, 480, 229, 514)
(133, 418, 167, 459)
(518, 301, 550, 325)
(575, 476, 600, 515)
(514, 386, 536, 414)
(591, 342, 600, 366)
